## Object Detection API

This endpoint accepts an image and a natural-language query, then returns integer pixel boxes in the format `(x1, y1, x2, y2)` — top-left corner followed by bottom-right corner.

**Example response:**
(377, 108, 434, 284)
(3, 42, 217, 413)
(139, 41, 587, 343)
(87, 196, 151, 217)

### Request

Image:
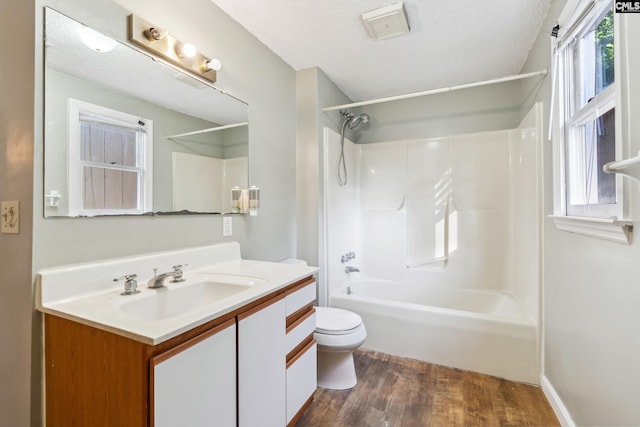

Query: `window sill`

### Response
(549, 215, 633, 244)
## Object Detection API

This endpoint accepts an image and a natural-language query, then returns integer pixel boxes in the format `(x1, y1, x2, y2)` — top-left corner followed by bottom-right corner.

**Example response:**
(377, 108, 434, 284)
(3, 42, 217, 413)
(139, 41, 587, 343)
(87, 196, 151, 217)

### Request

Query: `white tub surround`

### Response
(37, 242, 318, 344)
(332, 277, 537, 384)
(322, 105, 542, 384)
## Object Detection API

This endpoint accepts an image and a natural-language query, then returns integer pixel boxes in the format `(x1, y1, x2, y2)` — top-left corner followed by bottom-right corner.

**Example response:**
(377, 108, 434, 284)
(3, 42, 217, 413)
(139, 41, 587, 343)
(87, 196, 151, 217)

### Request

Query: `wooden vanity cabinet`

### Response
(44, 275, 316, 427)
(44, 314, 153, 426)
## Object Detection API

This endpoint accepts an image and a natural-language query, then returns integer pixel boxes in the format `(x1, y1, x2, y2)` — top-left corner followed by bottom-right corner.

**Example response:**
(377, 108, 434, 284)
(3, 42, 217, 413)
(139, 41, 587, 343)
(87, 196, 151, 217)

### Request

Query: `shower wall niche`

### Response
(323, 104, 542, 323)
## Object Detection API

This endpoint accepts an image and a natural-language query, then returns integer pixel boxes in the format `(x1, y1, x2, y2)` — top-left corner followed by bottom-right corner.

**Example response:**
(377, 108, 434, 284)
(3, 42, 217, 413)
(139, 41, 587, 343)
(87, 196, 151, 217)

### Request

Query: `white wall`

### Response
(296, 67, 353, 305)
(33, 0, 297, 266)
(12, 0, 298, 425)
(356, 80, 522, 144)
(0, 0, 34, 425)
(520, 1, 640, 424)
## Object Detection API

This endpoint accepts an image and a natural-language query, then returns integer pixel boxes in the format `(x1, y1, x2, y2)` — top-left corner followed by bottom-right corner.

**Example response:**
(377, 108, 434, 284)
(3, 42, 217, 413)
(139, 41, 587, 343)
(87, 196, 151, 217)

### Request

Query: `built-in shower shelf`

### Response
(406, 256, 448, 271)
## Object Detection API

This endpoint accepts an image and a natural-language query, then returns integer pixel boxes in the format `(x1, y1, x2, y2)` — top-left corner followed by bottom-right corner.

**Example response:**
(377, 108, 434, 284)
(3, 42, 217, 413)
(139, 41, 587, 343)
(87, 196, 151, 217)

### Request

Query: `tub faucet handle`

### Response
(341, 252, 357, 263)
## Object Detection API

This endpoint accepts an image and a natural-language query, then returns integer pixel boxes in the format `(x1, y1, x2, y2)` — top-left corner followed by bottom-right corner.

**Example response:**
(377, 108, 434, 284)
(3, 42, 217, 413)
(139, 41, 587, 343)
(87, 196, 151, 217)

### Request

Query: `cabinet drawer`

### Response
(286, 340, 317, 425)
(285, 281, 316, 316)
(286, 309, 316, 355)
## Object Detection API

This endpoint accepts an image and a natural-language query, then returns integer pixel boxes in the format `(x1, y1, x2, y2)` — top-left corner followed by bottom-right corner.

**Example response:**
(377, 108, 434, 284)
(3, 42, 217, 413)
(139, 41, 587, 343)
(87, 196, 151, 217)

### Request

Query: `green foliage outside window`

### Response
(596, 9, 614, 88)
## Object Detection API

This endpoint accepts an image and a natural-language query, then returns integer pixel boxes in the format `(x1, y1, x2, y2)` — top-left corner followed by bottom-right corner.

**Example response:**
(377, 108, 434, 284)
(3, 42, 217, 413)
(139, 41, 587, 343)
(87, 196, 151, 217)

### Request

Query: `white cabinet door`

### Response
(152, 320, 236, 427)
(238, 297, 286, 427)
(286, 341, 317, 424)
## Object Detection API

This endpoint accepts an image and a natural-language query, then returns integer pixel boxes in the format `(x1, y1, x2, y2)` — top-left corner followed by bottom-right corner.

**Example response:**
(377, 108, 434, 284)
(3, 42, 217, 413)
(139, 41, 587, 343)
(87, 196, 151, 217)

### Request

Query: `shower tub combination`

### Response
(331, 276, 538, 383)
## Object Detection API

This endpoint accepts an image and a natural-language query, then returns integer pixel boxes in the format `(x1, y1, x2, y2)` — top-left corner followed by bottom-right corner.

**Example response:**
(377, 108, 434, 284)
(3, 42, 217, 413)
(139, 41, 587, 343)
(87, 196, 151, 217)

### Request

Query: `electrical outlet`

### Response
(223, 216, 232, 237)
(1, 201, 20, 234)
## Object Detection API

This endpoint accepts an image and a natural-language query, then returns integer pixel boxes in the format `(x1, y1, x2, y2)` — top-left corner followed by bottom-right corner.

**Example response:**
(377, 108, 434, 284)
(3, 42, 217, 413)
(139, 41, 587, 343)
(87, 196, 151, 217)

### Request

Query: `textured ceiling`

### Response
(210, 0, 552, 102)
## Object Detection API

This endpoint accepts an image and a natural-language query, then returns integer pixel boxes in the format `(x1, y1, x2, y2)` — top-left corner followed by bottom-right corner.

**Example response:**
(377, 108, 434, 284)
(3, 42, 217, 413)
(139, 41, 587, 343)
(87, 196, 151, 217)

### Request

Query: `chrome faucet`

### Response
(147, 264, 187, 288)
(114, 274, 140, 295)
(344, 266, 360, 274)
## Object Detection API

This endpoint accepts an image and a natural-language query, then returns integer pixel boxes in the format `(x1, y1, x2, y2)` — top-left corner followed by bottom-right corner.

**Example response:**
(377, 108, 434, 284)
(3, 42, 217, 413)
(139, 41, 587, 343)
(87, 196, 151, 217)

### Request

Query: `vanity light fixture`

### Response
(127, 14, 219, 83)
(79, 26, 116, 52)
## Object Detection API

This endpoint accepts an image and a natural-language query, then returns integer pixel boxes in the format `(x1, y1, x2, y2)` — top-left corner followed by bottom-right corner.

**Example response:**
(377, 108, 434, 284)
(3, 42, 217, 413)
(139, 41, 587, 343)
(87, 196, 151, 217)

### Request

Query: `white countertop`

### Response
(37, 243, 318, 345)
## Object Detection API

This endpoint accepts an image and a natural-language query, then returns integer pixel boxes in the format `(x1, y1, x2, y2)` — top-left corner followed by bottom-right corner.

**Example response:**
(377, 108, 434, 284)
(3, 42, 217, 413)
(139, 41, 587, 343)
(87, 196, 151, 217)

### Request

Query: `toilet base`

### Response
(317, 350, 357, 390)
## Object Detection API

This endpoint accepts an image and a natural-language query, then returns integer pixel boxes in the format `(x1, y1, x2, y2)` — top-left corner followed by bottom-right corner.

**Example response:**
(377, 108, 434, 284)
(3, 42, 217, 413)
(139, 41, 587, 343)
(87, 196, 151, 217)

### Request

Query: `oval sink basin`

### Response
(120, 280, 250, 321)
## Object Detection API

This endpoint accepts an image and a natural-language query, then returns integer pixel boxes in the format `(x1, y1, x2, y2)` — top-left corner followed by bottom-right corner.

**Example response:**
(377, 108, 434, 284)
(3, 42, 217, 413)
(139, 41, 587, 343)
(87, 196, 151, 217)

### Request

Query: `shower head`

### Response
(347, 113, 370, 129)
(337, 110, 371, 187)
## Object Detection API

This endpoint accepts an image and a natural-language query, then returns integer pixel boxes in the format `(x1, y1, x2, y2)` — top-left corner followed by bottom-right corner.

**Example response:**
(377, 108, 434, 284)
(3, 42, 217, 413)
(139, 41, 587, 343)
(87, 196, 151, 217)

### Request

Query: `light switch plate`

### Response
(223, 216, 232, 237)
(1, 201, 20, 234)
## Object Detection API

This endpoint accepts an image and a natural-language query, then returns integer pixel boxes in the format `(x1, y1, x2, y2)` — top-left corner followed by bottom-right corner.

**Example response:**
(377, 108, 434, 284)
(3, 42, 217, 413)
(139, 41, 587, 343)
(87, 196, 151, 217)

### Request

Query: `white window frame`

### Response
(550, 0, 632, 243)
(68, 98, 153, 216)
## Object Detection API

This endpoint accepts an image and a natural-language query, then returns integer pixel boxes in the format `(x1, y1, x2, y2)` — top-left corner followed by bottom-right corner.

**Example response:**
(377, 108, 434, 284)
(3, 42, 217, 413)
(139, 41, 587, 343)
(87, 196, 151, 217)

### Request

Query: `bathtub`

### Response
(330, 277, 538, 384)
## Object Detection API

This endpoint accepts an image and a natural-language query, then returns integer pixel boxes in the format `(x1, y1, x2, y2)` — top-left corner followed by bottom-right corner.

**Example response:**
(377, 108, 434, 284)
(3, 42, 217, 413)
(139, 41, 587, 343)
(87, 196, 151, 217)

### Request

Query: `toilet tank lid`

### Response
(315, 306, 362, 333)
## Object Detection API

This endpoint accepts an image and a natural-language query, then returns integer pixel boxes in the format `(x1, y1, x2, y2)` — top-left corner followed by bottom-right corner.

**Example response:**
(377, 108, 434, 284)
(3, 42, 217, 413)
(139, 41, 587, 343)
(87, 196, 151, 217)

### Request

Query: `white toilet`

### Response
(314, 306, 367, 390)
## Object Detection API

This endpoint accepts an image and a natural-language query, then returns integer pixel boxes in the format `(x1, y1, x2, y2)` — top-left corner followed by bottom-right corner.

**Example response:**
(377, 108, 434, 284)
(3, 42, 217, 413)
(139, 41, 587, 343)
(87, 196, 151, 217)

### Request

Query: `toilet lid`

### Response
(315, 307, 362, 335)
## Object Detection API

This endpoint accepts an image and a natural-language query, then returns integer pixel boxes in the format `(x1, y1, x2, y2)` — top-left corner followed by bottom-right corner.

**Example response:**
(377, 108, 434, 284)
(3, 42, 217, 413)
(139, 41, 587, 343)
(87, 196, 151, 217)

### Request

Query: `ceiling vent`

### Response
(361, 2, 410, 40)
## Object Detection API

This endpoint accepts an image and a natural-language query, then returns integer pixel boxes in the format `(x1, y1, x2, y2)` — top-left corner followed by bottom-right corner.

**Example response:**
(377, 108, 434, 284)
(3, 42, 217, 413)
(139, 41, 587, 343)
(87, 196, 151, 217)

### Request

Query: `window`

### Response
(551, 0, 631, 242)
(68, 99, 153, 216)
(558, 1, 617, 217)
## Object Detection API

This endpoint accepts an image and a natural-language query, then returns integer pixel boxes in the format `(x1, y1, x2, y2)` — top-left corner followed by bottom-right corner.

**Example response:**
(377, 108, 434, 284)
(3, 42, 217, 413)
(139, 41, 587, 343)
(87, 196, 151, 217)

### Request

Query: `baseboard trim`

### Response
(540, 374, 575, 427)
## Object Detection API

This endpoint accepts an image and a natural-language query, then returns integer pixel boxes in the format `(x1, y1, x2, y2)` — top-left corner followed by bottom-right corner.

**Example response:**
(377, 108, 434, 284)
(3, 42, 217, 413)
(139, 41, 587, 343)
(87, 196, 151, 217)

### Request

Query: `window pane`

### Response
(596, 9, 615, 91)
(80, 121, 139, 167)
(566, 108, 615, 209)
(577, 8, 614, 109)
(83, 166, 139, 210)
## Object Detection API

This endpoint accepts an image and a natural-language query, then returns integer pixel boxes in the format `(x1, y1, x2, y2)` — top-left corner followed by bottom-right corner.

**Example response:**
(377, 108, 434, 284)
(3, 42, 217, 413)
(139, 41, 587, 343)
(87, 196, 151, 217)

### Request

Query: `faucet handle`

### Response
(171, 264, 188, 283)
(114, 274, 140, 296)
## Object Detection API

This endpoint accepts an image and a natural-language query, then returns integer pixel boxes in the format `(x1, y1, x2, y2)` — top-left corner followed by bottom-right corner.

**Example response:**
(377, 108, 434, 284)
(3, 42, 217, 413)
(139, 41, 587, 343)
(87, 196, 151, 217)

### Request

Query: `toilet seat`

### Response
(314, 306, 367, 390)
(315, 307, 362, 335)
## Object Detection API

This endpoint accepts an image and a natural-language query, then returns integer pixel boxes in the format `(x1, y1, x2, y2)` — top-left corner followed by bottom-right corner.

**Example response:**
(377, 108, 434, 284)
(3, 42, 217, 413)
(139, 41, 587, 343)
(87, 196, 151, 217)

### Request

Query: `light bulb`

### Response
(79, 26, 116, 53)
(205, 58, 222, 71)
(177, 43, 197, 58)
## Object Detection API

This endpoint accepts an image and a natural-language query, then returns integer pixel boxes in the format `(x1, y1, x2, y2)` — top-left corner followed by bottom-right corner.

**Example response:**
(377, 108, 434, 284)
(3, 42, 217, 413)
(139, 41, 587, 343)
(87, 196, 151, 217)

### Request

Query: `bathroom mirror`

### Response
(43, 8, 249, 217)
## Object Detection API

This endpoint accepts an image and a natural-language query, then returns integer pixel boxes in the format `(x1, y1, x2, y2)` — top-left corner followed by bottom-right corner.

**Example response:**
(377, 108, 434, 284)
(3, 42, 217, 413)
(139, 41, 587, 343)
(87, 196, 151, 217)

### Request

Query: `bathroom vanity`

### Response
(37, 242, 317, 427)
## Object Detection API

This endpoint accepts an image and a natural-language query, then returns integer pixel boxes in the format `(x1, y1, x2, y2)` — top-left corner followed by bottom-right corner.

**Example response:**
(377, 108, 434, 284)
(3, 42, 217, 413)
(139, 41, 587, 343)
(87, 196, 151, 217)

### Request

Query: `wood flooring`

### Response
(296, 348, 559, 427)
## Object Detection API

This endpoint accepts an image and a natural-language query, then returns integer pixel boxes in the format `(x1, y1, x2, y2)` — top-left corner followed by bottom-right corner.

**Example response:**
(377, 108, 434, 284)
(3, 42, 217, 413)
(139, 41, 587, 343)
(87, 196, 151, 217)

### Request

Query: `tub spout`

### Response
(345, 266, 360, 274)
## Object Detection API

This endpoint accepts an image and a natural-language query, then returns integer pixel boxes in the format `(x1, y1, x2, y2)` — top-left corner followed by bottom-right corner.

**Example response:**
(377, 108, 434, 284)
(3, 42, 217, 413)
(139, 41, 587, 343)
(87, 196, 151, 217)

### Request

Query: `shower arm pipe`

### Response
(322, 69, 548, 112)
(165, 121, 249, 139)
